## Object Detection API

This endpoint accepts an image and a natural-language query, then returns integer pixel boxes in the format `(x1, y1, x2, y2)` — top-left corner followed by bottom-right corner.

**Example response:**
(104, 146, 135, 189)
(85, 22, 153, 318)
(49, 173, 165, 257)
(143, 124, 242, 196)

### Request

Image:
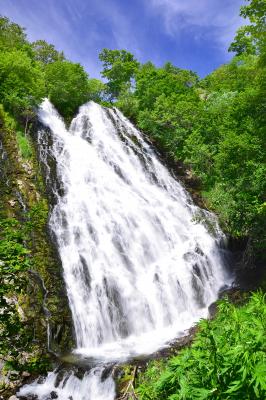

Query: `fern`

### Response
(136, 292, 266, 400)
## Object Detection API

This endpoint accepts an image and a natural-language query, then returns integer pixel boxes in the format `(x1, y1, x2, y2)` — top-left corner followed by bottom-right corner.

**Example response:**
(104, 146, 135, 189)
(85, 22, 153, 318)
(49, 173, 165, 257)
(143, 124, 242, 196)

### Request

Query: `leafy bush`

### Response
(44, 60, 91, 118)
(136, 292, 266, 400)
(0, 49, 45, 115)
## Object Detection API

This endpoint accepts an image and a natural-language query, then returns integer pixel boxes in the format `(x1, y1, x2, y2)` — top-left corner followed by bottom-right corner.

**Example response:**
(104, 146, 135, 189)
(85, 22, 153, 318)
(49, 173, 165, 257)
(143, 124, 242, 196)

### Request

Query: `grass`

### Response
(16, 130, 33, 159)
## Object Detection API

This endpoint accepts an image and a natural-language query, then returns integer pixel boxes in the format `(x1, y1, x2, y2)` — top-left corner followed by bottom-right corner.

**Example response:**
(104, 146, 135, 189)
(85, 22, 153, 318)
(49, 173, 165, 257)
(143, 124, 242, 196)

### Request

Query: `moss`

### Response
(4, 352, 52, 375)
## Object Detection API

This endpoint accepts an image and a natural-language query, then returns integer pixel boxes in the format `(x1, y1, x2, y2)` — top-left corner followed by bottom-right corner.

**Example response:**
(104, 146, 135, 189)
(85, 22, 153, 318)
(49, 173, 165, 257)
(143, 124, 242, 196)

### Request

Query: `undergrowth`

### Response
(16, 130, 33, 159)
(136, 292, 266, 400)
(0, 218, 32, 356)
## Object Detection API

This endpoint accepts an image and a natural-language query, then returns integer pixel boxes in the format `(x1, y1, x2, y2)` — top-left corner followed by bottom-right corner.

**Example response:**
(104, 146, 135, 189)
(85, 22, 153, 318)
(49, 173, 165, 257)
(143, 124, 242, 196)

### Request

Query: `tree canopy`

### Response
(44, 60, 90, 118)
(0, 16, 106, 120)
(99, 48, 139, 100)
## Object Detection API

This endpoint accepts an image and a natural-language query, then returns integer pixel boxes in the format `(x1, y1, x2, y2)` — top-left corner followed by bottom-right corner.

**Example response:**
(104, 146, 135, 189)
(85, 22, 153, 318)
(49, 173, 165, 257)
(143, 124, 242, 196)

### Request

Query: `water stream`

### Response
(19, 99, 230, 399)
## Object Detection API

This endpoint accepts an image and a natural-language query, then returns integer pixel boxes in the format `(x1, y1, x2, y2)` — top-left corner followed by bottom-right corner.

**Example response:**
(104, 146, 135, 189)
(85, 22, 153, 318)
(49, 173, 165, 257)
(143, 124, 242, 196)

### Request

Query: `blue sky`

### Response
(0, 0, 244, 78)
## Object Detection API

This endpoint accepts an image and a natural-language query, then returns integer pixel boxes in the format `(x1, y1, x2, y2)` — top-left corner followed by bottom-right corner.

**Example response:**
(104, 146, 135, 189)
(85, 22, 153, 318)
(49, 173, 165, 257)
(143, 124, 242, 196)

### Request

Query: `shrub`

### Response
(136, 292, 266, 400)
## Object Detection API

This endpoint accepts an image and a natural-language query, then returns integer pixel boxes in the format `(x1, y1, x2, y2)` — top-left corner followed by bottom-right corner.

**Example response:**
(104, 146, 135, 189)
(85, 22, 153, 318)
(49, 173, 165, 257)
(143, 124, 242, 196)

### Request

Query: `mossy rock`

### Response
(0, 113, 74, 383)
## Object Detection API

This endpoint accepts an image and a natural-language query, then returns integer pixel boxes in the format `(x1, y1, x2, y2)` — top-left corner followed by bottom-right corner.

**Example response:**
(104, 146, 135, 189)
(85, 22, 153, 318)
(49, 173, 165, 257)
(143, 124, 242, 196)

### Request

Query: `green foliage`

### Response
(4, 355, 52, 374)
(135, 62, 198, 111)
(23, 355, 52, 374)
(137, 93, 200, 158)
(229, 0, 266, 61)
(185, 56, 265, 251)
(229, 26, 257, 56)
(31, 39, 65, 64)
(0, 197, 56, 366)
(116, 89, 139, 119)
(0, 16, 106, 124)
(0, 218, 31, 354)
(202, 54, 258, 92)
(16, 130, 33, 158)
(0, 49, 45, 115)
(0, 218, 30, 287)
(0, 16, 28, 51)
(25, 200, 49, 233)
(87, 78, 106, 103)
(44, 60, 91, 118)
(0, 103, 16, 130)
(99, 48, 139, 100)
(44, 61, 106, 118)
(136, 292, 266, 400)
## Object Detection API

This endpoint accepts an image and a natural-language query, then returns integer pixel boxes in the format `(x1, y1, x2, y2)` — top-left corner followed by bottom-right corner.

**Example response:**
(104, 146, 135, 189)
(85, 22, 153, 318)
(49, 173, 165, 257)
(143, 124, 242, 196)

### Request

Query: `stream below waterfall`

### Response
(18, 99, 231, 400)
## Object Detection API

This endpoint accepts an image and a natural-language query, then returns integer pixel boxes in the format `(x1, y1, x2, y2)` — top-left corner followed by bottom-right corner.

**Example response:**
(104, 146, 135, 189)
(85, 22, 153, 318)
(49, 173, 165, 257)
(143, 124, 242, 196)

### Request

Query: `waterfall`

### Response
(19, 99, 231, 399)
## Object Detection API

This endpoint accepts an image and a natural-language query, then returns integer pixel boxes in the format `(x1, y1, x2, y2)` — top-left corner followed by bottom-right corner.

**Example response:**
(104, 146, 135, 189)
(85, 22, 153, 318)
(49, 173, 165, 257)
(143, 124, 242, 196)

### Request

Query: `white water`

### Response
(19, 368, 115, 400)
(19, 99, 230, 399)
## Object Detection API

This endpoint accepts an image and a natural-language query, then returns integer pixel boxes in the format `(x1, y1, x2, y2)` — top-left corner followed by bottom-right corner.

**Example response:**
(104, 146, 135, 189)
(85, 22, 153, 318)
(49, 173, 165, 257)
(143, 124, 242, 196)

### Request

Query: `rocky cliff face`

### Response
(0, 116, 73, 398)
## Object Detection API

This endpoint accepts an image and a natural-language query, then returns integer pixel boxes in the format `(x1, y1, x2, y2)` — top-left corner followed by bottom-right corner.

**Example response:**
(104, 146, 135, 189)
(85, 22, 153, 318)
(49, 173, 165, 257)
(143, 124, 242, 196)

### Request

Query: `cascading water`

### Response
(19, 99, 231, 399)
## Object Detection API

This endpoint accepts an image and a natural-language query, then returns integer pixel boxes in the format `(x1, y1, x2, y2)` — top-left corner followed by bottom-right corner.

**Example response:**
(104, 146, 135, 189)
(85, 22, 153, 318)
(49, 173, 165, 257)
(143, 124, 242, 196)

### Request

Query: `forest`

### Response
(0, 0, 265, 399)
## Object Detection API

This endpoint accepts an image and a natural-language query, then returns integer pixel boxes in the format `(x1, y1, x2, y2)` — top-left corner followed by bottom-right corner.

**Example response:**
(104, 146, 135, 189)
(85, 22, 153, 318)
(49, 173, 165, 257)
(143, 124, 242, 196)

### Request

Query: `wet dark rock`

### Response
(218, 284, 231, 297)
(73, 368, 85, 380)
(153, 273, 159, 282)
(101, 364, 115, 381)
(79, 255, 91, 291)
(54, 369, 68, 388)
(191, 273, 205, 308)
(208, 285, 252, 320)
(36, 376, 46, 384)
(195, 246, 204, 256)
(183, 251, 195, 263)
(192, 263, 202, 279)
(208, 301, 218, 318)
(50, 391, 58, 399)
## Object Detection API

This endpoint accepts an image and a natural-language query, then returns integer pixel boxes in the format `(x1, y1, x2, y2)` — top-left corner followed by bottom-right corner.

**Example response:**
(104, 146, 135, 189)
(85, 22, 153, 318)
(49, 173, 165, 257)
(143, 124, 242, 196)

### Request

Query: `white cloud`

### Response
(148, 0, 244, 49)
(0, 0, 141, 77)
